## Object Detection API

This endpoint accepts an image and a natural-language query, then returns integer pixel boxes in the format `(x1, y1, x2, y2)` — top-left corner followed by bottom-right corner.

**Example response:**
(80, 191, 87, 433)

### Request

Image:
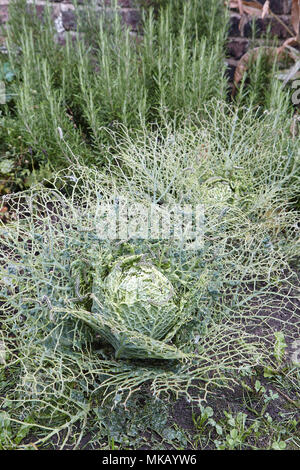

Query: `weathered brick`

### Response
(243, 17, 265, 38)
(117, 0, 133, 7)
(121, 8, 141, 30)
(227, 38, 249, 59)
(0, 0, 295, 71)
(62, 8, 76, 30)
(61, 5, 140, 32)
(268, 15, 294, 38)
(228, 13, 242, 37)
(25, 3, 46, 20)
(22, 2, 61, 26)
(244, 15, 293, 39)
(0, 5, 8, 24)
(67, 1, 134, 6)
(225, 58, 239, 82)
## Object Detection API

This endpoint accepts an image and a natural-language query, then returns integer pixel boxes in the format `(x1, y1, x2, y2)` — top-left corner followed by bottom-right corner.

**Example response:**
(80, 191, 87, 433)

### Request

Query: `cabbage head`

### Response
(90, 255, 189, 360)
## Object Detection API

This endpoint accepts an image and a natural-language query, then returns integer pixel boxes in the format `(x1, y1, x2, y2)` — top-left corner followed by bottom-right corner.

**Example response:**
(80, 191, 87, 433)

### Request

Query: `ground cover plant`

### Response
(0, 0, 299, 450)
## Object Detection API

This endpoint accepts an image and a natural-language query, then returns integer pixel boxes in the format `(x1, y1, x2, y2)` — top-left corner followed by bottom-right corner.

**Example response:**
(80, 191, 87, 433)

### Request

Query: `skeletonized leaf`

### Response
(276, 60, 300, 85)
(283, 45, 300, 61)
(290, 113, 300, 138)
(0, 340, 6, 365)
(291, 0, 300, 38)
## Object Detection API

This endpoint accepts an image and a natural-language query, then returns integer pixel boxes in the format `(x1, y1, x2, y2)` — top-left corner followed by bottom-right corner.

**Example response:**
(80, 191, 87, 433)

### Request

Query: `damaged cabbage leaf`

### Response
(88, 254, 192, 360)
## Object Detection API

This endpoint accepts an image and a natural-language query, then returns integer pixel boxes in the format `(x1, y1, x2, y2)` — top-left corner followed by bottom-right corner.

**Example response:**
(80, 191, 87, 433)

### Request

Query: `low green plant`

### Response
(0, 0, 299, 451)
(0, 116, 299, 446)
(192, 372, 299, 450)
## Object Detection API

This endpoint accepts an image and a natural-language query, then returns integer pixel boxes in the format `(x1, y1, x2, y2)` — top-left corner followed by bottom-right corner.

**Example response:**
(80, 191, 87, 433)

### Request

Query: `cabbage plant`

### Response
(1, 162, 297, 449)
(90, 255, 190, 360)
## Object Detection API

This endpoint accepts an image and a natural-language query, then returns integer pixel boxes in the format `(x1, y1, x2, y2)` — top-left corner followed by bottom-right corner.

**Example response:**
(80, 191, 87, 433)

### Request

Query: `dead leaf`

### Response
(233, 47, 261, 91)
(226, 0, 263, 17)
(227, 0, 300, 40)
(239, 14, 249, 33)
(238, 0, 244, 15)
(291, 0, 300, 38)
(278, 37, 300, 55)
(233, 47, 281, 94)
(262, 1, 270, 19)
(0, 205, 9, 222)
(227, 0, 300, 96)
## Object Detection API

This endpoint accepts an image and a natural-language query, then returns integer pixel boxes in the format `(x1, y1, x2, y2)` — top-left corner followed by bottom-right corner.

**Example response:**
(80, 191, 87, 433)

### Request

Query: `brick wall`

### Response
(0, 1, 294, 72)
(227, 0, 293, 77)
(0, 1, 141, 39)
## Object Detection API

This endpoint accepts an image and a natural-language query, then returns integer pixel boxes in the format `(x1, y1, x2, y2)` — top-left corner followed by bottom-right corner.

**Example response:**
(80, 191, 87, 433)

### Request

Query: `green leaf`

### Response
(215, 424, 223, 436)
(230, 428, 238, 439)
(4, 72, 15, 82)
(0, 159, 14, 175)
(272, 441, 287, 450)
(273, 331, 287, 364)
(14, 423, 33, 445)
(0, 412, 12, 445)
(203, 406, 214, 418)
(263, 367, 277, 378)
(226, 437, 235, 447)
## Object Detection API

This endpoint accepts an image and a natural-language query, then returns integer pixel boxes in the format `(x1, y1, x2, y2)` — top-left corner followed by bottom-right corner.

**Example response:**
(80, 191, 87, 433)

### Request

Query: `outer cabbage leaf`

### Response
(90, 255, 191, 360)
